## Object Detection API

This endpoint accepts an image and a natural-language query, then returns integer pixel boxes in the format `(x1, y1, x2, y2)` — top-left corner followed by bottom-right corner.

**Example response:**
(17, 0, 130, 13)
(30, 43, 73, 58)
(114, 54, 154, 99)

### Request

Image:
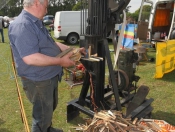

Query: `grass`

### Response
(0, 27, 175, 132)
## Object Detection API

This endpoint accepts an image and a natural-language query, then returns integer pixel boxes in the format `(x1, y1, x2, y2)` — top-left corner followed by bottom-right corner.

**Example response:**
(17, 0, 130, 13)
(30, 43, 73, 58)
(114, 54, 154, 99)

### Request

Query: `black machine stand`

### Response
(67, 0, 153, 122)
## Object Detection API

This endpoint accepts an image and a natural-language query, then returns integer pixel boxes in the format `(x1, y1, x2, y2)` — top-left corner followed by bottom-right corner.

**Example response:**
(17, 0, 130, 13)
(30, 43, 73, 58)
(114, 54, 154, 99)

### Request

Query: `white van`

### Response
(138, 0, 175, 42)
(54, 11, 82, 45)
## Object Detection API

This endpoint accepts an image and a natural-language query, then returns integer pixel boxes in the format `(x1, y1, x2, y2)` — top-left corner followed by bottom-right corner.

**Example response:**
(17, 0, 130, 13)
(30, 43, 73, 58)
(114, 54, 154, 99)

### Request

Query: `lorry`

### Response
(54, 11, 84, 45)
(138, 0, 175, 43)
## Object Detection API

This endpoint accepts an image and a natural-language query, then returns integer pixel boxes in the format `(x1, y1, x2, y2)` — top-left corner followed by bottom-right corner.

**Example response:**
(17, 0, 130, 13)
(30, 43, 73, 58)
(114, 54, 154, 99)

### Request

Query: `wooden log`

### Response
(99, 126, 105, 132)
(111, 122, 125, 132)
(116, 116, 135, 127)
(107, 122, 116, 132)
(132, 118, 138, 125)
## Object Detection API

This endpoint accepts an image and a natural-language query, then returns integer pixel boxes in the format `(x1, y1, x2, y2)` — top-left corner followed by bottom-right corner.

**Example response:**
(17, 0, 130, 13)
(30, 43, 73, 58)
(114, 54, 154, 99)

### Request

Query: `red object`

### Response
(161, 32, 164, 38)
(76, 64, 85, 72)
(164, 32, 166, 37)
(58, 26, 61, 31)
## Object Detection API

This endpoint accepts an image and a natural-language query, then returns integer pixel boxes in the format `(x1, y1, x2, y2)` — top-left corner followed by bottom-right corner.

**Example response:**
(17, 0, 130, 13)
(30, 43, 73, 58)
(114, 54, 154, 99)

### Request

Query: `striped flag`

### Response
(119, 24, 136, 49)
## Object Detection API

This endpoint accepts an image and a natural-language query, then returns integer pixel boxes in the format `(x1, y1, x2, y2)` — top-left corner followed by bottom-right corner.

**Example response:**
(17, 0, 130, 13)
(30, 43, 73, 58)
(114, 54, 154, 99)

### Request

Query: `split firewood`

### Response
(116, 115, 134, 127)
(99, 126, 105, 132)
(72, 110, 175, 132)
(132, 118, 138, 125)
(115, 121, 128, 127)
(107, 110, 117, 120)
(83, 118, 99, 131)
(107, 123, 116, 132)
(147, 122, 161, 131)
(111, 121, 125, 132)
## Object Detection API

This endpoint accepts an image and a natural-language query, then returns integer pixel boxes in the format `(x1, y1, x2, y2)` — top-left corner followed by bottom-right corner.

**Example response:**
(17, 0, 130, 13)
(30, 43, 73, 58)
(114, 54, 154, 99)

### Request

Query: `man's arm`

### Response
(23, 52, 75, 67)
(55, 42, 70, 51)
(55, 42, 86, 55)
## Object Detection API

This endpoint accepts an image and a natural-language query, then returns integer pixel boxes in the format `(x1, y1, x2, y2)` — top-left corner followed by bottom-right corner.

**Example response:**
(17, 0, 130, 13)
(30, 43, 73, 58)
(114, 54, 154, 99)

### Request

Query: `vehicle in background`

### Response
(43, 15, 54, 25)
(4, 21, 9, 28)
(138, 0, 175, 43)
(54, 11, 84, 45)
(48, 18, 54, 31)
(0, 16, 9, 28)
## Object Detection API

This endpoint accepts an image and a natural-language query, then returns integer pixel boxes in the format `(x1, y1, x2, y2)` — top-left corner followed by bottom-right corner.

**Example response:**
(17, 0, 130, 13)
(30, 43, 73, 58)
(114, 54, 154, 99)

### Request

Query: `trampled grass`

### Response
(0, 27, 175, 132)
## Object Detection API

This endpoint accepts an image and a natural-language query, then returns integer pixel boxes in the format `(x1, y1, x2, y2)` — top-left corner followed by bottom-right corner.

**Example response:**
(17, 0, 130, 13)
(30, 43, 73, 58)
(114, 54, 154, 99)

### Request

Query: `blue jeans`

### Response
(21, 75, 59, 132)
(0, 28, 4, 43)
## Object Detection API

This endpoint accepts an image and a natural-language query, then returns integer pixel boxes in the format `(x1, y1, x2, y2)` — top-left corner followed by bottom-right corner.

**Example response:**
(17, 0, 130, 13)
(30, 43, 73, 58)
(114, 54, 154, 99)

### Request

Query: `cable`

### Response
(89, 72, 98, 112)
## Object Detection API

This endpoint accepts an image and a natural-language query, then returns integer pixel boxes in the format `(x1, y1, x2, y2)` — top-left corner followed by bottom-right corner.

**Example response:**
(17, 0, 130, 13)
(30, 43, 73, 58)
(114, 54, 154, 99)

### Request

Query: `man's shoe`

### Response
(49, 127, 63, 132)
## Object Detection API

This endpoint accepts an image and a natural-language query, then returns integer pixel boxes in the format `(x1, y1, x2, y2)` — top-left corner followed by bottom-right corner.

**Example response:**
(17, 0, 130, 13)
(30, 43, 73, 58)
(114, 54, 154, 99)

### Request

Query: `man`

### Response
(8, 0, 85, 132)
(0, 16, 4, 43)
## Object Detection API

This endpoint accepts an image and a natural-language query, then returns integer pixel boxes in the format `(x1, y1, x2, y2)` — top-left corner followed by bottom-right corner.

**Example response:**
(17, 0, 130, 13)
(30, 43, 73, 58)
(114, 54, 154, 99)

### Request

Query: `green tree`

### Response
(126, 5, 151, 22)
(47, 0, 64, 15)
(2, 0, 21, 17)
(72, 1, 81, 11)
(72, 1, 88, 11)
(140, 5, 151, 21)
(62, 0, 77, 11)
(125, 6, 131, 13)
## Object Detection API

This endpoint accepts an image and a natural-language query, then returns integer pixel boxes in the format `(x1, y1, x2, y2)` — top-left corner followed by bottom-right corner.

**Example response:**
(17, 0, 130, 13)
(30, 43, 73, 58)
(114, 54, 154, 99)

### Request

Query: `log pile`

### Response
(72, 110, 175, 132)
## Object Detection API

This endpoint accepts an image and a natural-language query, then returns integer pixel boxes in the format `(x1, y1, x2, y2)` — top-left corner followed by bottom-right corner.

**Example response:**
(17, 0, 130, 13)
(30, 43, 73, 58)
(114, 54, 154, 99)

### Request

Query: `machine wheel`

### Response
(109, 69, 129, 91)
(67, 33, 79, 45)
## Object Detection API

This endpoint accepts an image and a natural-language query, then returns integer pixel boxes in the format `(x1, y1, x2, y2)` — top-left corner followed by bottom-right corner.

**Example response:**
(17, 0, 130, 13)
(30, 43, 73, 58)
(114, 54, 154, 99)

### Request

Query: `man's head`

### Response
(23, 0, 48, 20)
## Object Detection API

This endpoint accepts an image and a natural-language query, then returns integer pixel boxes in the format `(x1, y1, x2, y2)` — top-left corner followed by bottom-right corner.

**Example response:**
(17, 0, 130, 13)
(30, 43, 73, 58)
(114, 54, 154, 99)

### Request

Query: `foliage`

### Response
(0, 0, 22, 17)
(0, 0, 151, 24)
(143, 5, 152, 12)
(125, 5, 131, 13)
(139, 5, 152, 21)
(72, 1, 82, 11)
(126, 5, 151, 22)
(127, 11, 139, 22)
(0, 0, 80, 17)
(59, 0, 76, 11)
(0, 0, 149, 21)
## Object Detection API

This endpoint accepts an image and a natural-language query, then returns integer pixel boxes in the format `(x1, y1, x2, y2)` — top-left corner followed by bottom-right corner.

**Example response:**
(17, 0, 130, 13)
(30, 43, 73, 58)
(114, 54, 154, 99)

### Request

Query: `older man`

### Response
(8, 0, 85, 132)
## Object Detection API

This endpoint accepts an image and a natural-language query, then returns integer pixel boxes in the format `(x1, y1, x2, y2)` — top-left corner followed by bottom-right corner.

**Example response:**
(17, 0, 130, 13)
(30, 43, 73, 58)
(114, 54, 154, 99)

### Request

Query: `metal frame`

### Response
(67, 0, 153, 122)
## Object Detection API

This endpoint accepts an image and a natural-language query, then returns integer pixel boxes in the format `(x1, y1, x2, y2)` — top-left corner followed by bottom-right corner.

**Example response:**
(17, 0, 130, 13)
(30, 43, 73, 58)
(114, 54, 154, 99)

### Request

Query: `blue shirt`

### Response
(8, 10, 62, 81)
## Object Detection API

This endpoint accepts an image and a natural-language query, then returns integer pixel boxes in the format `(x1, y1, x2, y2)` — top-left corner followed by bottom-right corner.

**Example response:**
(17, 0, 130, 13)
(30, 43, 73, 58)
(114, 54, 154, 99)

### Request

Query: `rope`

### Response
(10, 48, 30, 132)
(89, 72, 98, 112)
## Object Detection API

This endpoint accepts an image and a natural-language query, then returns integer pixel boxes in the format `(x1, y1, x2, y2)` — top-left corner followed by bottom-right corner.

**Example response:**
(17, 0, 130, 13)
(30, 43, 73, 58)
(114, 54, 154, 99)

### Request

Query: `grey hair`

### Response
(23, 0, 46, 7)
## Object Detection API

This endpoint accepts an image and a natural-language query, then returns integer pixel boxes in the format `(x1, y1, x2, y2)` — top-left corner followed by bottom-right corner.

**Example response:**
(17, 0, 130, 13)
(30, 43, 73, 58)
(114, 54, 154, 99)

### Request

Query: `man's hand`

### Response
(58, 51, 75, 67)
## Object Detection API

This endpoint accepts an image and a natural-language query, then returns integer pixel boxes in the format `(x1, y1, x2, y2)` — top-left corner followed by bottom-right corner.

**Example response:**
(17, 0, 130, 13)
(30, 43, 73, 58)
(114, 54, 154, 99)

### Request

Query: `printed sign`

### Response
(154, 40, 175, 78)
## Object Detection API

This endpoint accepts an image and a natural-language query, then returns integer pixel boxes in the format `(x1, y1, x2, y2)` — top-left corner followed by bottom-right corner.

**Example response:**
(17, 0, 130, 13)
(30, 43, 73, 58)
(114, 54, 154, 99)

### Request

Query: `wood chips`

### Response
(71, 110, 175, 132)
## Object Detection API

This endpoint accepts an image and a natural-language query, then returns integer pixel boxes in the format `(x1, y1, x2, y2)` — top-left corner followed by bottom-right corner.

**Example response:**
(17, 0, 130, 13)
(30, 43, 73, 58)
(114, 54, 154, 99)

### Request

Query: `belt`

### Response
(21, 75, 60, 81)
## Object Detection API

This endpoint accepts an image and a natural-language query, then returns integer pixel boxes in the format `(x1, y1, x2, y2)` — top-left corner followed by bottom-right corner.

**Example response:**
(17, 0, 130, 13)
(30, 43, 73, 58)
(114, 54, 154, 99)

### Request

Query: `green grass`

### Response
(0, 27, 175, 132)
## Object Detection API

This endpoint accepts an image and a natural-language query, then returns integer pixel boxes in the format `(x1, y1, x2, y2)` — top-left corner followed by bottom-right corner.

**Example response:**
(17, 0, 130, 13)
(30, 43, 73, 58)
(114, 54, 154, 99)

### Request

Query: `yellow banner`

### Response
(154, 40, 175, 78)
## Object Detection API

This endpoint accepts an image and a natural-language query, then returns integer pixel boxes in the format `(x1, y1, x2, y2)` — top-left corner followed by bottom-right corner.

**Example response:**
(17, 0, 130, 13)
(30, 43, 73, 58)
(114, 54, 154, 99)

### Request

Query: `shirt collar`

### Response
(21, 9, 40, 23)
